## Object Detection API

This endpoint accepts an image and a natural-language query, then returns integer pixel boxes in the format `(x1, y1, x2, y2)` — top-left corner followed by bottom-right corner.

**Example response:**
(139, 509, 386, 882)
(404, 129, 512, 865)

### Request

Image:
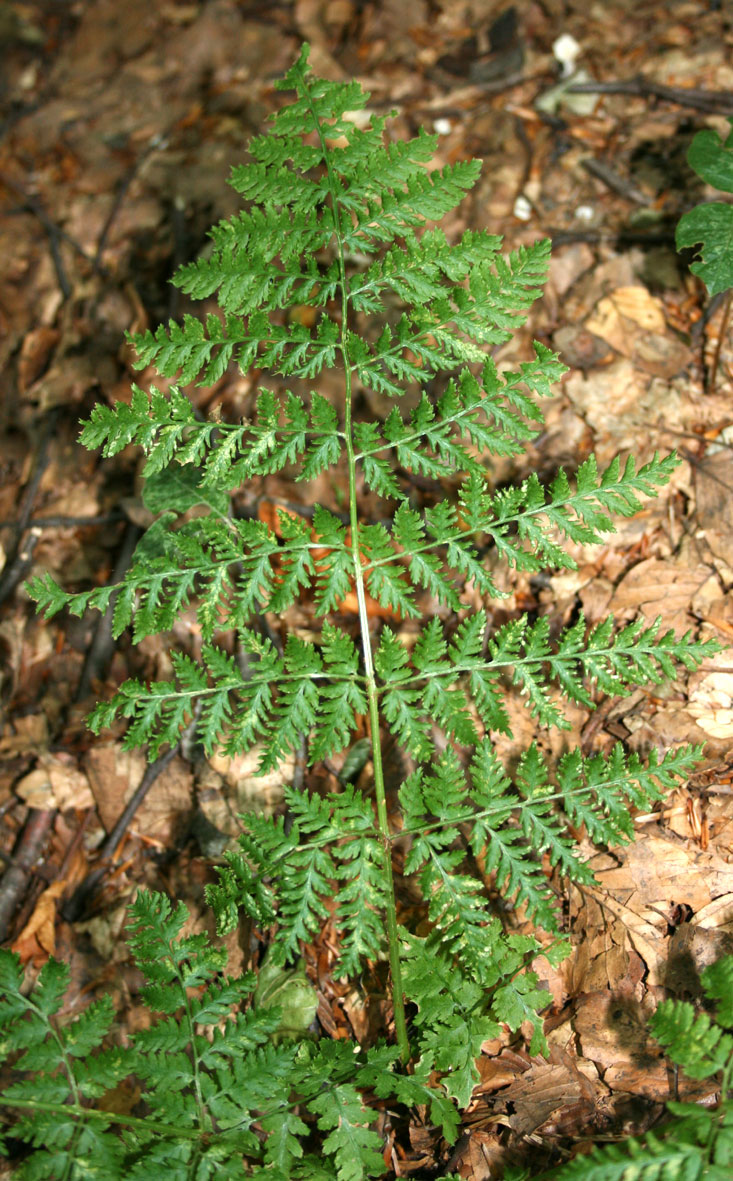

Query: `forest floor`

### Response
(2, 0, 733, 1177)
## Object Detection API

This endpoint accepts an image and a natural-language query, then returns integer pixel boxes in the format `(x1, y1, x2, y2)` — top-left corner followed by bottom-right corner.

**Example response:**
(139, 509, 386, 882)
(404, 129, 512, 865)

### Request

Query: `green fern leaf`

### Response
(401, 929, 503, 1106)
(309, 1085, 386, 1181)
(552, 1135, 706, 1181)
(332, 835, 387, 976)
(650, 999, 733, 1080)
(393, 505, 461, 609)
(357, 1045, 460, 1142)
(701, 956, 733, 1028)
(375, 627, 431, 759)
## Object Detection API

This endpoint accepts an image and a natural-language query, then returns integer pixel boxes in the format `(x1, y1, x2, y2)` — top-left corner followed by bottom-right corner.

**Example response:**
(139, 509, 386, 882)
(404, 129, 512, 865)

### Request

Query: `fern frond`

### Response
(349, 239, 551, 397)
(397, 738, 703, 939)
(353, 348, 562, 502)
(557, 742, 702, 841)
(131, 311, 247, 387)
(352, 448, 680, 617)
(82, 384, 344, 487)
(30, 508, 346, 644)
(3, 890, 423, 1178)
(308, 1085, 386, 1181)
(463, 450, 680, 572)
(131, 307, 343, 388)
(342, 150, 481, 253)
(357, 1044, 460, 1142)
(350, 226, 502, 312)
(308, 784, 388, 974)
(650, 999, 733, 1080)
(87, 624, 366, 766)
(205, 815, 291, 935)
(172, 209, 332, 315)
(552, 1135, 707, 1181)
(401, 927, 549, 1106)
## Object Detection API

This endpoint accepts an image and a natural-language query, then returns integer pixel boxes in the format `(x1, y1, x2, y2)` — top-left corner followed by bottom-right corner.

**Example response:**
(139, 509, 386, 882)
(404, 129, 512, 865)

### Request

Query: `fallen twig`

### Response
(0, 174, 97, 295)
(0, 409, 58, 606)
(93, 134, 169, 273)
(706, 288, 732, 394)
(581, 157, 651, 204)
(73, 521, 141, 704)
(0, 808, 56, 942)
(0, 511, 125, 531)
(567, 75, 733, 114)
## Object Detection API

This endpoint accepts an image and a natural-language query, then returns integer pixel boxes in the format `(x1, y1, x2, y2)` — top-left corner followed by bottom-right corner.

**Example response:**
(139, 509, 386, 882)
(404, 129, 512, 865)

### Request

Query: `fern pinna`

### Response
(18, 43, 720, 1173)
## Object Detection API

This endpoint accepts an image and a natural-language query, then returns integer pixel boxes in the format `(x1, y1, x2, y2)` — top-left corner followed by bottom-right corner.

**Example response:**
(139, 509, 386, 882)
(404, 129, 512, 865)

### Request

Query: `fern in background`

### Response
(15, 44, 722, 1175)
(549, 956, 733, 1180)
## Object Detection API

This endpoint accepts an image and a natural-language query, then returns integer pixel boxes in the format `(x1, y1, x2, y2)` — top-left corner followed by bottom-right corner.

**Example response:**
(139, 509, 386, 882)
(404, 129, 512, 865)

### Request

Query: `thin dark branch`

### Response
(545, 227, 676, 248)
(94, 174, 139, 273)
(74, 521, 141, 703)
(0, 173, 98, 294)
(0, 808, 57, 942)
(0, 528, 42, 605)
(581, 157, 651, 205)
(14, 409, 59, 539)
(567, 75, 733, 114)
(93, 134, 168, 272)
(691, 290, 728, 345)
(0, 511, 126, 531)
(0, 410, 59, 605)
(706, 289, 733, 394)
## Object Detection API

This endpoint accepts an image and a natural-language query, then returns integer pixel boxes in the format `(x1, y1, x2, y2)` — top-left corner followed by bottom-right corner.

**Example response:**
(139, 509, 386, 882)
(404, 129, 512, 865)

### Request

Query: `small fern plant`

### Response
(551, 956, 733, 1180)
(0, 890, 458, 1179)
(12, 44, 719, 1175)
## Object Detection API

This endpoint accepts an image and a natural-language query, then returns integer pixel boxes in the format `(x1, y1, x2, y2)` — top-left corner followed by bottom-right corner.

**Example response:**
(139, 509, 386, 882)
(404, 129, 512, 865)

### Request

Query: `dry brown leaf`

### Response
(547, 243, 595, 298)
(589, 834, 733, 985)
(84, 744, 192, 843)
(0, 714, 50, 757)
(584, 286, 689, 376)
(450, 1128, 507, 1180)
(693, 449, 733, 564)
(17, 326, 59, 392)
(572, 989, 659, 1073)
(15, 755, 94, 811)
(563, 881, 631, 995)
(610, 558, 716, 636)
(665, 918, 733, 994)
(206, 746, 289, 820)
(11, 880, 67, 961)
(587, 287, 665, 346)
(503, 1062, 582, 1136)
